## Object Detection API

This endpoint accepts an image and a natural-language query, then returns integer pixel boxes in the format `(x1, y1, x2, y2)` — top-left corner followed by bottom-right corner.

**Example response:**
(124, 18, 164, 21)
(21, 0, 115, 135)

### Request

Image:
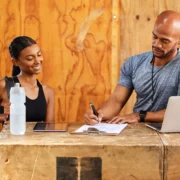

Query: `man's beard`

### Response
(152, 42, 177, 59)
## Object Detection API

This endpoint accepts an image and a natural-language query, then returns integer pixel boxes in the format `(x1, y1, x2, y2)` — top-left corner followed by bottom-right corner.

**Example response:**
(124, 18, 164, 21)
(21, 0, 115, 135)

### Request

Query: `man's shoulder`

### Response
(130, 51, 152, 60)
(125, 51, 152, 65)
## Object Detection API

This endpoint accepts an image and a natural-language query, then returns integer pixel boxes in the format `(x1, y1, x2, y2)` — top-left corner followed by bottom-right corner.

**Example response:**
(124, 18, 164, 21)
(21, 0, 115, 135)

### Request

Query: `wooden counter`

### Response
(159, 133, 180, 180)
(0, 123, 163, 180)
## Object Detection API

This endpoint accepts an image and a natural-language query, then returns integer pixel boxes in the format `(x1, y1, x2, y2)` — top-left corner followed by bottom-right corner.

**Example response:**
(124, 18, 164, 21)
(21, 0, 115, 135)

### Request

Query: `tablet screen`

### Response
(33, 122, 68, 132)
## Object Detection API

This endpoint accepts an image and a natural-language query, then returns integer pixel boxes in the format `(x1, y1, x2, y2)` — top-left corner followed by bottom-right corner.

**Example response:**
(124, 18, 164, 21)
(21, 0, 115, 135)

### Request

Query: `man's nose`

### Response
(153, 39, 162, 48)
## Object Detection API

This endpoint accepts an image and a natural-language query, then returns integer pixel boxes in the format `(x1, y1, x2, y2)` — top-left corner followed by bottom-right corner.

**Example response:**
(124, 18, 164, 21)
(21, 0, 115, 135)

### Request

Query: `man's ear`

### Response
(11, 58, 19, 66)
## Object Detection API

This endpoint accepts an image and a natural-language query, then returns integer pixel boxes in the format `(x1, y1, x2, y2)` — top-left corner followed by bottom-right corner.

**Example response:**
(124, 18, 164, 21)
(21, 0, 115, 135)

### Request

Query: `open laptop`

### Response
(146, 96, 180, 133)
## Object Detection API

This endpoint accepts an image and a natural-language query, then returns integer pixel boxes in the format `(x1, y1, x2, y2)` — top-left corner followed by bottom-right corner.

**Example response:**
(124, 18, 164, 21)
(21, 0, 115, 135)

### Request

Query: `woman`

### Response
(0, 36, 54, 122)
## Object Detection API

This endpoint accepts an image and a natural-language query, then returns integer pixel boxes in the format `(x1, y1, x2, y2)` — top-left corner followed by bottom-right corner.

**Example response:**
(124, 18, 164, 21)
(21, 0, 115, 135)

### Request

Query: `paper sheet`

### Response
(75, 123, 128, 134)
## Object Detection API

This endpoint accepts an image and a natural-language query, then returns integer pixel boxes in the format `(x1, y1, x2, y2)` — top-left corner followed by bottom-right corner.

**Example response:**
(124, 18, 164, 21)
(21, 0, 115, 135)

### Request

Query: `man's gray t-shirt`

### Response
(118, 51, 180, 112)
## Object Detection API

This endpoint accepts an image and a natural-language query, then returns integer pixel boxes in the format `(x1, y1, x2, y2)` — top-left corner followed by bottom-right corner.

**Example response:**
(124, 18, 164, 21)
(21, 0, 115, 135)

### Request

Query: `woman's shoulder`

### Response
(0, 77, 8, 99)
(41, 83, 54, 96)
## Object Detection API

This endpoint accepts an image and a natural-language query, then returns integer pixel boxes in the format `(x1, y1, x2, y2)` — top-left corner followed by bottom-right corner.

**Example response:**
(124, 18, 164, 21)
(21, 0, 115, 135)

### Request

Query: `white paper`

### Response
(75, 123, 128, 134)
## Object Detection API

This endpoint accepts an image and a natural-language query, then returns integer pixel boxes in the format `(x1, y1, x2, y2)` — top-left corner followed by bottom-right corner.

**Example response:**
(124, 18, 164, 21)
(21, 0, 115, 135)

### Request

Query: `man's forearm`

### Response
(145, 109, 166, 122)
(98, 99, 124, 121)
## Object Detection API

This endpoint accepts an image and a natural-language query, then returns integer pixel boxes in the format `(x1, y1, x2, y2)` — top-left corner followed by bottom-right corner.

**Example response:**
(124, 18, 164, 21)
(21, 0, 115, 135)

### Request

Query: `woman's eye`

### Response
(26, 56, 33, 60)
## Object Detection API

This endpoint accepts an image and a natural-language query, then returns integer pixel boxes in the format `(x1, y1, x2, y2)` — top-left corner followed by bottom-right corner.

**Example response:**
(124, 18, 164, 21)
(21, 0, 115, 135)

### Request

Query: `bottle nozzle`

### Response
(14, 83, 20, 87)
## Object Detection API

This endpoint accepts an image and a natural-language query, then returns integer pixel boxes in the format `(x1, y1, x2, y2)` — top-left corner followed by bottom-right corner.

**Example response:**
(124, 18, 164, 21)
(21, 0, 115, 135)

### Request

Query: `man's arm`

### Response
(99, 85, 133, 120)
(145, 110, 165, 122)
(84, 85, 133, 125)
(108, 109, 165, 124)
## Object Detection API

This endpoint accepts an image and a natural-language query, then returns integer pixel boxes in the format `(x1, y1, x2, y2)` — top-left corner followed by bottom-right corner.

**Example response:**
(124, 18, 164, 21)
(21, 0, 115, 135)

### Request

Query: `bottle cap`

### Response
(14, 83, 20, 87)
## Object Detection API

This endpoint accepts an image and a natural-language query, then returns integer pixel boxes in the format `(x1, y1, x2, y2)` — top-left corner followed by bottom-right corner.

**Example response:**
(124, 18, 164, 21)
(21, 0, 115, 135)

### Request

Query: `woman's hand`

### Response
(4, 102, 10, 115)
(0, 114, 8, 123)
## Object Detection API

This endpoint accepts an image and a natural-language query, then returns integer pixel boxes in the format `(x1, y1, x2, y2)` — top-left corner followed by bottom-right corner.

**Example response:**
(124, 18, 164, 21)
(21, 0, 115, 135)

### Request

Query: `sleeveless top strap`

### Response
(12, 76, 47, 122)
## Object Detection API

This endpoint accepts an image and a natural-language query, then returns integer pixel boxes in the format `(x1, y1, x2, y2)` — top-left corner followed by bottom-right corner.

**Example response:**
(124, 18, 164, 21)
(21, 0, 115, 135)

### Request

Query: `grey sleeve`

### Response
(177, 74, 180, 96)
(118, 57, 134, 89)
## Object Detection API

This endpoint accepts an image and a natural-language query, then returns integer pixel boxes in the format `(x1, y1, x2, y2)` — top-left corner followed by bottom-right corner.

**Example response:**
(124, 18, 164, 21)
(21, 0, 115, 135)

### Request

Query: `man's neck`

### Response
(154, 49, 178, 66)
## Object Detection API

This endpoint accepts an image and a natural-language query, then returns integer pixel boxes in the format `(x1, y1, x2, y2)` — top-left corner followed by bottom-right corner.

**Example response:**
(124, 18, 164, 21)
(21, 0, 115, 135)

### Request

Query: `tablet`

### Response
(33, 122, 68, 132)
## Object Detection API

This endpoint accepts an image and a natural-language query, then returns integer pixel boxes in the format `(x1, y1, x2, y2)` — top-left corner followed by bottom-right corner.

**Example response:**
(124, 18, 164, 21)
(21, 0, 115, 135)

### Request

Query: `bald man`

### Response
(85, 10, 180, 125)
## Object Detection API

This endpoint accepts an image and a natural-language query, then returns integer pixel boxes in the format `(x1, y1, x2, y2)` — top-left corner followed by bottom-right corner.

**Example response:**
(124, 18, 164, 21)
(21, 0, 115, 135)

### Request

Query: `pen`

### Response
(90, 102, 98, 117)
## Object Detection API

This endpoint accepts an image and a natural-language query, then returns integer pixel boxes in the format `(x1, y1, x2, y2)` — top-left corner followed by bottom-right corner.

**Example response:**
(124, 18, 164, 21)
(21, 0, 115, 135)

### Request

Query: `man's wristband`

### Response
(139, 111, 147, 122)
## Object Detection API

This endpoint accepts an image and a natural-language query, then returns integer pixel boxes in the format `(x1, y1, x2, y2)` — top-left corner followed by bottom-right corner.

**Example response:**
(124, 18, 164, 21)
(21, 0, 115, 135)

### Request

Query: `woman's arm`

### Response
(0, 79, 9, 123)
(43, 85, 55, 122)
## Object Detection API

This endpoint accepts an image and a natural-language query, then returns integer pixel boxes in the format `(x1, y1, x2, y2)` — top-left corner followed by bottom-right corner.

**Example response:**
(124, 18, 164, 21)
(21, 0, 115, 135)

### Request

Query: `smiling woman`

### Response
(0, 36, 55, 123)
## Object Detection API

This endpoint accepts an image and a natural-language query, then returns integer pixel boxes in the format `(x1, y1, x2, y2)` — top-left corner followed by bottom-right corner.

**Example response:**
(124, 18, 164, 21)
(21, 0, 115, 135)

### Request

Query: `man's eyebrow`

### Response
(152, 32, 170, 41)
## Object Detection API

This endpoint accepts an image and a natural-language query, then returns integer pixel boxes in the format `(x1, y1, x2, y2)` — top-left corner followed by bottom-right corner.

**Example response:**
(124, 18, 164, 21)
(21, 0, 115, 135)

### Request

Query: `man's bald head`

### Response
(152, 10, 180, 60)
(157, 10, 180, 20)
(154, 10, 180, 38)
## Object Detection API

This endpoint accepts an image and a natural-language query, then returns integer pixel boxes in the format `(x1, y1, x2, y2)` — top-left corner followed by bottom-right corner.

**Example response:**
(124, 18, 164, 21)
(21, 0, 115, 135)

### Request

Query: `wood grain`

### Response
(0, 123, 163, 180)
(0, 0, 180, 122)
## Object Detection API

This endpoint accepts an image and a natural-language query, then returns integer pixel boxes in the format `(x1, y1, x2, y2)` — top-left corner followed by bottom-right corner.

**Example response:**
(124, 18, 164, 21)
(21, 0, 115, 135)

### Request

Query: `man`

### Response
(84, 10, 180, 125)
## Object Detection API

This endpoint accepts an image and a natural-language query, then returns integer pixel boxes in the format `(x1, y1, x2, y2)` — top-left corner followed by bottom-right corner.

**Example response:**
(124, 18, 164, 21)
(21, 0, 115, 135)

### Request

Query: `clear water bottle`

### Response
(10, 83, 26, 135)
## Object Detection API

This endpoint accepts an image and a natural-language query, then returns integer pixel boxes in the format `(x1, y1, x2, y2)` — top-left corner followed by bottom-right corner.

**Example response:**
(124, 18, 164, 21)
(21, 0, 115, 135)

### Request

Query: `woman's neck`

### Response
(17, 74, 37, 88)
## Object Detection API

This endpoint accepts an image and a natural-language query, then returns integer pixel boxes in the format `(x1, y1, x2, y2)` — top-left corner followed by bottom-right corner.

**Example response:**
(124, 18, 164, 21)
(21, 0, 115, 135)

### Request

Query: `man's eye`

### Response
(162, 40, 169, 44)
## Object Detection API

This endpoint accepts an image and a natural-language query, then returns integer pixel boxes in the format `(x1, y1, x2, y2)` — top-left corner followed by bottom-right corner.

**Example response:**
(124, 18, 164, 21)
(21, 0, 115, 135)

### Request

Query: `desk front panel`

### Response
(0, 123, 163, 180)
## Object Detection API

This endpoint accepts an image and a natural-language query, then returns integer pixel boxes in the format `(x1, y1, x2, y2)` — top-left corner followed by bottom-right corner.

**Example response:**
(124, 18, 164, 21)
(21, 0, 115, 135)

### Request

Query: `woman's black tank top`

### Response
(13, 77, 46, 122)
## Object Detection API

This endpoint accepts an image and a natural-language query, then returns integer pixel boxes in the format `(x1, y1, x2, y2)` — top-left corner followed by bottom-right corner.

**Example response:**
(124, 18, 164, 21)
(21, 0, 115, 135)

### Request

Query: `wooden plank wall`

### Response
(0, 0, 180, 123)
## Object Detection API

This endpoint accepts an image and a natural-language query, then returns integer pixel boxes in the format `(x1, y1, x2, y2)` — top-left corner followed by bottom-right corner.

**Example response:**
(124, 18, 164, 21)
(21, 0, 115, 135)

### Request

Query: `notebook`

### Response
(146, 96, 180, 133)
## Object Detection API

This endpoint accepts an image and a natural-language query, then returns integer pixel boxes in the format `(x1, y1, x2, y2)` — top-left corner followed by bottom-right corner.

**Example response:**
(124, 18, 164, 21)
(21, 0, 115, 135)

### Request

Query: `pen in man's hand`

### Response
(90, 102, 99, 117)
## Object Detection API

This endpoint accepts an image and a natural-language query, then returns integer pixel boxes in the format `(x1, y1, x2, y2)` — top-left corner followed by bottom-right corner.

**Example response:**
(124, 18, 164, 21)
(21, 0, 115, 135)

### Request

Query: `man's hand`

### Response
(108, 113, 140, 124)
(84, 109, 103, 125)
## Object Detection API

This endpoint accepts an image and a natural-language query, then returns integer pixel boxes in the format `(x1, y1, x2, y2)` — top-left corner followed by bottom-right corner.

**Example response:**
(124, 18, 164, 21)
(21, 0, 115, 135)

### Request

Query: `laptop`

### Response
(146, 96, 180, 133)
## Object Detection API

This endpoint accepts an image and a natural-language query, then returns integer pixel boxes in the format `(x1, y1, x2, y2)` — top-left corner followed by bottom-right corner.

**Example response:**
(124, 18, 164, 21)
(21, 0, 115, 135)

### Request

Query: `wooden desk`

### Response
(159, 133, 180, 180)
(0, 123, 163, 180)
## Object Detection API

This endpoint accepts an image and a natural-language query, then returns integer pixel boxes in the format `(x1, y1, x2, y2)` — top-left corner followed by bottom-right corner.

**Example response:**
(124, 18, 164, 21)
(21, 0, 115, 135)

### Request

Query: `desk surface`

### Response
(0, 123, 165, 180)
(0, 122, 162, 146)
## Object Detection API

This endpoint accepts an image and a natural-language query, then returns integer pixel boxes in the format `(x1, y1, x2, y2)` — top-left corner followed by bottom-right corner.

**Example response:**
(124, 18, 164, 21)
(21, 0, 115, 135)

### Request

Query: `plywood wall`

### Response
(0, 0, 180, 123)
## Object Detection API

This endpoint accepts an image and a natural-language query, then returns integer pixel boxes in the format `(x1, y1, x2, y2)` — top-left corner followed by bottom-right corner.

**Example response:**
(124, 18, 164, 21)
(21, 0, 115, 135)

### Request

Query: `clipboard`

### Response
(69, 123, 128, 136)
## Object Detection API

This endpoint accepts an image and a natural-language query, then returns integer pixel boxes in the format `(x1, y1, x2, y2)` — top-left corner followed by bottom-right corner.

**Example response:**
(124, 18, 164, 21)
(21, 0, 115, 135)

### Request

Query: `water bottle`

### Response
(10, 83, 26, 135)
